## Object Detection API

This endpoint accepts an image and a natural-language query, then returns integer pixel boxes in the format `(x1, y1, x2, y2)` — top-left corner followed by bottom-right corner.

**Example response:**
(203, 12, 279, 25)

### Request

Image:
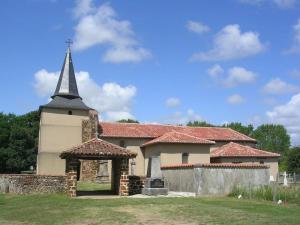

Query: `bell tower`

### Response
(37, 45, 92, 175)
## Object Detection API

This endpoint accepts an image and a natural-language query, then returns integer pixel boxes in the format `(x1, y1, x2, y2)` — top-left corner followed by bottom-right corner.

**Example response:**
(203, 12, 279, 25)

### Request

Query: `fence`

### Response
(277, 172, 300, 185)
(161, 163, 270, 196)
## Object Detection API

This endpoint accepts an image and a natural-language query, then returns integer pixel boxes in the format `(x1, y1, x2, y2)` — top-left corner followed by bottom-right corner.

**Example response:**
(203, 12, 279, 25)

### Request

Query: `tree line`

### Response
(0, 111, 39, 173)
(0, 112, 299, 173)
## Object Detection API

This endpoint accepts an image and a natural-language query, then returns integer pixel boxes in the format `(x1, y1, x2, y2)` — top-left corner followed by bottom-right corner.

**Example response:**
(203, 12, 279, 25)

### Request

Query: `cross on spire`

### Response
(65, 38, 73, 48)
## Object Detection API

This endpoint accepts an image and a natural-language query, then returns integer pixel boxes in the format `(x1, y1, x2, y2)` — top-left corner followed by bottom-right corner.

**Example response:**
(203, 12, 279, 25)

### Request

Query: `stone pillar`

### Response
(80, 110, 109, 182)
(66, 158, 79, 197)
(119, 158, 129, 196)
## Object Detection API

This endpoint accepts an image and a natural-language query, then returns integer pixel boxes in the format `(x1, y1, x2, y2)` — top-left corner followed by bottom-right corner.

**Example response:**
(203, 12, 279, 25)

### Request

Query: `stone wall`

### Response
(0, 174, 66, 194)
(80, 110, 109, 182)
(66, 159, 80, 197)
(119, 158, 129, 196)
(128, 176, 145, 195)
(161, 163, 270, 196)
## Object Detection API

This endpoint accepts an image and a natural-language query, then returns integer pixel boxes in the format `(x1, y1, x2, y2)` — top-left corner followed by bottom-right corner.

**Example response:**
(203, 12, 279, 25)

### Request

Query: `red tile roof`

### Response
(141, 131, 215, 147)
(99, 122, 256, 142)
(161, 163, 270, 169)
(210, 142, 280, 158)
(60, 138, 137, 159)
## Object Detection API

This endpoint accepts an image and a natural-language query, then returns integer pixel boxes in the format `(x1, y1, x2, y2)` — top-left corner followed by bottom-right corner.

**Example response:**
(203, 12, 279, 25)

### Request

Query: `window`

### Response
(260, 160, 264, 164)
(68, 110, 73, 115)
(182, 153, 189, 164)
(120, 140, 125, 147)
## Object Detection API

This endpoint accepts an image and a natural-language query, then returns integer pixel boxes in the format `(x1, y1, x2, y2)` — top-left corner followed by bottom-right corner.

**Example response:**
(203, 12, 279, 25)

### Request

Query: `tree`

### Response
(0, 111, 39, 173)
(117, 119, 139, 123)
(223, 122, 254, 136)
(251, 124, 290, 155)
(0, 113, 15, 148)
(187, 120, 215, 127)
(286, 147, 300, 173)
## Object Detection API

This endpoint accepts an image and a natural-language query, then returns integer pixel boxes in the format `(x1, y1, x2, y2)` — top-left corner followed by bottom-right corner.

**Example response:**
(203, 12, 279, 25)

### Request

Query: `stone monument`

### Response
(96, 160, 109, 183)
(142, 156, 168, 195)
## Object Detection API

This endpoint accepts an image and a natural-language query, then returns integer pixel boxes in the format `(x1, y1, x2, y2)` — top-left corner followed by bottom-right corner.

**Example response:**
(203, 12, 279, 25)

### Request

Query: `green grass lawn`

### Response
(0, 193, 299, 225)
(77, 181, 111, 191)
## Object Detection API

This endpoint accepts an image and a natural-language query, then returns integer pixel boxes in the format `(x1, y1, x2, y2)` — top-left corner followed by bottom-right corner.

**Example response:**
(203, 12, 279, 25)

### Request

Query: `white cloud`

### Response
(225, 67, 257, 87)
(239, 0, 297, 9)
(286, 19, 300, 54)
(191, 24, 265, 61)
(274, 0, 297, 8)
(103, 46, 151, 63)
(165, 97, 181, 108)
(262, 97, 278, 105)
(34, 69, 137, 121)
(262, 78, 299, 95)
(290, 69, 300, 77)
(248, 115, 264, 127)
(163, 109, 203, 125)
(207, 64, 224, 78)
(73, 1, 151, 63)
(239, 0, 264, 5)
(34, 69, 59, 97)
(227, 94, 245, 104)
(73, 0, 95, 18)
(267, 93, 300, 145)
(207, 65, 257, 87)
(186, 21, 210, 34)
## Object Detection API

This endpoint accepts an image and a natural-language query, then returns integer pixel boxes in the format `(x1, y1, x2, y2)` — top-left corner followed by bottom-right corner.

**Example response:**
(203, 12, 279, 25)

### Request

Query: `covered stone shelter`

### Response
(210, 142, 280, 178)
(59, 138, 136, 197)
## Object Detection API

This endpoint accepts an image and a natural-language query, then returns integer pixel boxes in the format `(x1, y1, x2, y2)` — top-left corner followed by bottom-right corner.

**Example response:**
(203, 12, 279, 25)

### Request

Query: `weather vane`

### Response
(65, 38, 73, 48)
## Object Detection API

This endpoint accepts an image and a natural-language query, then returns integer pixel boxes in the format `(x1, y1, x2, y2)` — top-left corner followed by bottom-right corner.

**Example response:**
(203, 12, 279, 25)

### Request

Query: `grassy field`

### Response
(0, 193, 300, 225)
(229, 184, 300, 205)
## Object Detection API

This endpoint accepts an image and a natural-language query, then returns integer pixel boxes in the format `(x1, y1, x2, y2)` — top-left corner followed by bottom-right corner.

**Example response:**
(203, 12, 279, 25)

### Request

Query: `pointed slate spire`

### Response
(52, 47, 80, 99)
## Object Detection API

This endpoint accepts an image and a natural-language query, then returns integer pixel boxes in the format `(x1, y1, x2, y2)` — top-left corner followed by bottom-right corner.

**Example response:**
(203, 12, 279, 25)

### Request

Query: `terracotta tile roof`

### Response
(210, 142, 280, 158)
(141, 131, 215, 147)
(99, 122, 256, 142)
(160, 163, 195, 169)
(60, 138, 137, 159)
(161, 163, 269, 169)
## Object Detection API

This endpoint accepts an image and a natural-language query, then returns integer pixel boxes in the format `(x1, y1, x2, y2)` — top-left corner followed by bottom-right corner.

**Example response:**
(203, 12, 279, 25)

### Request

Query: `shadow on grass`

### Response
(76, 190, 116, 196)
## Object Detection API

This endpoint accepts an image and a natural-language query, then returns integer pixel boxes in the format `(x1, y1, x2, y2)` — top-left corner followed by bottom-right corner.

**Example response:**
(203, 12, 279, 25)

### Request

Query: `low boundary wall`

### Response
(0, 174, 66, 194)
(161, 163, 270, 196)
(128, 175, 145, 195)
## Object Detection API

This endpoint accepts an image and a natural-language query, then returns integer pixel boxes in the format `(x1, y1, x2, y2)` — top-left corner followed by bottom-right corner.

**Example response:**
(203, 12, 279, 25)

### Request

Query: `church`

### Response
(36, 47, 281, 185)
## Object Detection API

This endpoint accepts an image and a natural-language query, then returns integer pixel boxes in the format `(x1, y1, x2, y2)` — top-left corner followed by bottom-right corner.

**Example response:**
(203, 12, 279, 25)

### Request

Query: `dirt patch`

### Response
(116, 206, 197, 225)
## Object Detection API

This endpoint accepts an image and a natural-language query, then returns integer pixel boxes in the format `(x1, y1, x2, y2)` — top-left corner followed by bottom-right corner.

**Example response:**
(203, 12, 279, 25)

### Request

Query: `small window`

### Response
(260, 160, 264, 164)
(68, 110, 73, 115)
(120, 140, 125, 147)
(182, 153, 189, 164)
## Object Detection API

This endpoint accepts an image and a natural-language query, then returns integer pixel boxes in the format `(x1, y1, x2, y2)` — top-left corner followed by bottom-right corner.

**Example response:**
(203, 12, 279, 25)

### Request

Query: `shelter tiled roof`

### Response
(141, 131, 215, 147)
(210, 142, 280, 158)
(60, 138, 137, 159)
(99, 122, 257, 142)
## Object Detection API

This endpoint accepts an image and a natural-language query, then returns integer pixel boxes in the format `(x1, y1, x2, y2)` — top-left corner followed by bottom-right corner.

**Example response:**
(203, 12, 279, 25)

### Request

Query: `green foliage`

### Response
(251, 124, 290, 155)
(229, 185, 300, 205)
(286, 147, 300, 173)
(0, 111, 39, 173)
(186, 120, 215, 127)
(279, 157, 288, 172)
(117, 119, 139, 123)
(222, 122, 254, 136)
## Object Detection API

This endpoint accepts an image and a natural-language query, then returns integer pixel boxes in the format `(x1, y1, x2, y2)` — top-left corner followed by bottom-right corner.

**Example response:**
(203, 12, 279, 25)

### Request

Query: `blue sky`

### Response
(1, 0, 300, 144)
